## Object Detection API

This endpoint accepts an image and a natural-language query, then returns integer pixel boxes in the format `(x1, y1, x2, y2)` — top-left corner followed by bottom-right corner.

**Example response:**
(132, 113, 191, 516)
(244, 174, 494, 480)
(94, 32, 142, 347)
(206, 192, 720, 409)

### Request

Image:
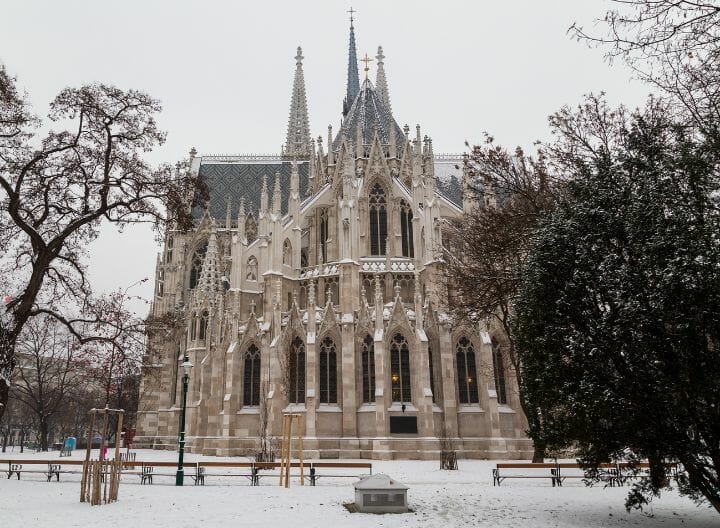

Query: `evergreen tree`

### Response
(514, 103, 720, 513)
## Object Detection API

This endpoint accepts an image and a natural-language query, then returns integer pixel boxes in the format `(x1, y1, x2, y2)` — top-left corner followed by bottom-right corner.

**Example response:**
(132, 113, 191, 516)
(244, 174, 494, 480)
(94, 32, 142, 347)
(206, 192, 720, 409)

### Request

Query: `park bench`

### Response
(553, 462, 621, 487)
(493, 461, 681, 488)
(306, 462, 373, 486)
(3, 460, 79, 481)
(253, 461, 310, 486)
(615, 462, 679, 486)
(120, 461, 179, 484)
(552, 462, 679, 487)
(193, 461, 256, 485)
(492, 463, 560, 486)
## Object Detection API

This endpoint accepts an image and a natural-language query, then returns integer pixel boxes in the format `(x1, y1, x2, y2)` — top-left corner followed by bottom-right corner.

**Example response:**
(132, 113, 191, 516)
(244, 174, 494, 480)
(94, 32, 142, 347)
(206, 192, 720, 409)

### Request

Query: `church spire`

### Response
(198, 231, 221, 300)
(343, 9, 360, 117)
(375, 46, 392, 114)
(284, 46, 311, 157)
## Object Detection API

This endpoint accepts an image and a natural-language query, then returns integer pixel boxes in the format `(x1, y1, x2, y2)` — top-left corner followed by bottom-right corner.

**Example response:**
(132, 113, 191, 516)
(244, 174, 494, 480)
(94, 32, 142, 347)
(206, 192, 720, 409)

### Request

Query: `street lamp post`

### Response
(175, 358, 193, 486)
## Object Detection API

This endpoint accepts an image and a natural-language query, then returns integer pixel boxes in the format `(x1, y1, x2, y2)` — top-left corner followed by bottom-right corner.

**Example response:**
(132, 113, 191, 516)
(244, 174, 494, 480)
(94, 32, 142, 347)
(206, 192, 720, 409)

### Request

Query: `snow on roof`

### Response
(354, 473, 408, 491)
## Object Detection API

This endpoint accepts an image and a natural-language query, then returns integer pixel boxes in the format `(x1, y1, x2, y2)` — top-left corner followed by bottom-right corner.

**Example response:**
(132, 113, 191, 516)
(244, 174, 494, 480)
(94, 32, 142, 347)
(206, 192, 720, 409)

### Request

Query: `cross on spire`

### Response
(361, 52, 373, 80)
(348, 7, 356, 24)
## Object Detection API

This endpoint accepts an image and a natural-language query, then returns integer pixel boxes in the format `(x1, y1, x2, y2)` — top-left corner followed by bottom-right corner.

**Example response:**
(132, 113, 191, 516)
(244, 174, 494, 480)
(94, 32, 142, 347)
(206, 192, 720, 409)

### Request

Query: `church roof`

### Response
(434, 156, 464, 207)
(192, 157, 309, 225)
(333, 79, 404, 152)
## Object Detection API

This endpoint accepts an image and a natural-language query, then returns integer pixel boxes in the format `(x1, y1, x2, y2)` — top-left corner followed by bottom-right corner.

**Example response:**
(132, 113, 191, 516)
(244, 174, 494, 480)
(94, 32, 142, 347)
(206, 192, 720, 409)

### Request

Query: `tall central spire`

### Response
(343, 9, 360, 117)
(284, 46, 311, 157)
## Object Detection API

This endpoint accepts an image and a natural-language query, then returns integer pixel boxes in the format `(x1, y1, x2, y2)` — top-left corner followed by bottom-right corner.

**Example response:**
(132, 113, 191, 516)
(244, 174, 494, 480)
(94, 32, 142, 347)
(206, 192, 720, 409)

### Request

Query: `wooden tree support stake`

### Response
(279, 413, 304, 488)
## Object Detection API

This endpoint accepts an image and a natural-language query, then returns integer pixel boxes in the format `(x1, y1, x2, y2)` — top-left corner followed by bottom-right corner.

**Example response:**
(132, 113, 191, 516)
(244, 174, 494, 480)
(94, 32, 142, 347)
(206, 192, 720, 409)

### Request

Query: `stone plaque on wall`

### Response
(389, 416, 418, 434)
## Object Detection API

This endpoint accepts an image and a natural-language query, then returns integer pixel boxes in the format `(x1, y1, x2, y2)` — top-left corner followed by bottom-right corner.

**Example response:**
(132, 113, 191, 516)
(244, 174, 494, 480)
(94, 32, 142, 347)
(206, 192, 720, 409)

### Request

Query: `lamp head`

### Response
(182, 360, 194, 376)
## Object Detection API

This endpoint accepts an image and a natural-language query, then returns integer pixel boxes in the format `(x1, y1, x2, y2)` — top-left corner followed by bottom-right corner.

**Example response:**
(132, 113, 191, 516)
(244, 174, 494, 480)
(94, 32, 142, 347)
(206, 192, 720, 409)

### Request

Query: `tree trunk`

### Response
(0, 378, 8, 424)
(680, 456, 720, 515)
(39, 420, 49, 451)
(19, 430, 24, 453)
(502, 323, 546, 463)
(1, 433, 7, 453)
(532, 442, 546, 463)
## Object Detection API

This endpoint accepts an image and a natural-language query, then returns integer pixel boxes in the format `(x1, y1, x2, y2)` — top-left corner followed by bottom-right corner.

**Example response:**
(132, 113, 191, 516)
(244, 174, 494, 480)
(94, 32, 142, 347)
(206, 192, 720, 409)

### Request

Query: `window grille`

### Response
(288, 336, 306, 404)
(492, 340, 508, 405)
(390, 333, 411, 402)
(243, 344, 261, 406)
(361, 335, 376, 403)
(189, 241, 208, 289)
(456, 336, 479, 404)
(369, 183, 387, 255)
(319, 208, 329, 263)
(400, 200, 414, 257)
(319, 337, 338, 403)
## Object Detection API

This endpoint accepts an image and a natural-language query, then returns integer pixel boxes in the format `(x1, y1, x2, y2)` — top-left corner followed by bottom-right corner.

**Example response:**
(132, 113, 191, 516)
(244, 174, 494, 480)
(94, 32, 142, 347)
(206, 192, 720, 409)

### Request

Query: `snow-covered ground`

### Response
(0, 449, 716, 527)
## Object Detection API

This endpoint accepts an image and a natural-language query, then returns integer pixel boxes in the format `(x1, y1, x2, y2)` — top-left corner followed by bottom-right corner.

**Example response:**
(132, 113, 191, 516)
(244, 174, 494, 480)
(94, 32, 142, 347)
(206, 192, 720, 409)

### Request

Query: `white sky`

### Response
(1, 0, 649, 315)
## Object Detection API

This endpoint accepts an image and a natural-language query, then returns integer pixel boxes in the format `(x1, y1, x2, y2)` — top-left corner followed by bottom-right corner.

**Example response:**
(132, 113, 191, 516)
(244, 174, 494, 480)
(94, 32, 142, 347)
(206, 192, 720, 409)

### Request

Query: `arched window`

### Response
(189, 241, 208, 289)
(189, 316, 197, 341)
(319, 337, 338, 404)
(158, 268, 164, 298)
(368, 183, 387, 255)
(198, 311, 208, 341)
(319, 208, 329, 263)
(243, 344, 261, 406)
(283, 239, 292, 266)
(390, 333, 411, 402)
(361, 335, 376, 403)
(456, 336, 479, 404)
(400, 200, 414, 258)
(288, 336, 306, 404)
(245, 213, 257, 244)
(166, 236, 174, 263)
(492, 340, 508, 405)
(246, 256, 258, 281)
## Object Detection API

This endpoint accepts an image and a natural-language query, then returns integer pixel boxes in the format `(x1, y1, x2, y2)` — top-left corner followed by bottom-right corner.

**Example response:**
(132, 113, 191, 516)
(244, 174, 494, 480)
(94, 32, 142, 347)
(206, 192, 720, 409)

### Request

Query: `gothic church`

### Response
(135, 17, 532, 459)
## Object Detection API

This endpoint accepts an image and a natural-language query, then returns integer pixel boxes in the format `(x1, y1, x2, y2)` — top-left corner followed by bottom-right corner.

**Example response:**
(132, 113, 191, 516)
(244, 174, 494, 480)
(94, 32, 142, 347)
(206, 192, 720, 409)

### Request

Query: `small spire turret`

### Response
(272, 172, 282, 213)
(375, 46, 392, 114)
(198, 231, 222, 300)
(327, 125, 335, 165)
(260, 174, 269, 214)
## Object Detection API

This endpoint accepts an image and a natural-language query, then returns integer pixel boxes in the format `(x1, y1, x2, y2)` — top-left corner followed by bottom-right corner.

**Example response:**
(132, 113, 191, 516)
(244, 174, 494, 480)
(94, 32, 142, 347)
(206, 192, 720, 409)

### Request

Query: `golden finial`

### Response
(361, 52, 373, 80)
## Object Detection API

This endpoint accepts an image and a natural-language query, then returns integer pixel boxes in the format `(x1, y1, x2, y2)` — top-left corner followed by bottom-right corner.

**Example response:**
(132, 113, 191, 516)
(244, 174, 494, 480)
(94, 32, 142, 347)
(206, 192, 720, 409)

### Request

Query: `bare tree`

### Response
(571, 0, 720, 130)
(256, 381, 275, 462)
(443, 139, 556, 461)
(0, 62, 206, 422)
(83, 285, 149, 441)
(11, 315, 87, 451)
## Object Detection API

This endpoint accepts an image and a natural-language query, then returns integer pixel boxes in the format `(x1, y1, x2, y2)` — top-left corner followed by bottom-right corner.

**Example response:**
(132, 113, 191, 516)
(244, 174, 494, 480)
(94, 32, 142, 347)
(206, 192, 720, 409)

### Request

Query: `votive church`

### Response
(135, 15, 532, 459)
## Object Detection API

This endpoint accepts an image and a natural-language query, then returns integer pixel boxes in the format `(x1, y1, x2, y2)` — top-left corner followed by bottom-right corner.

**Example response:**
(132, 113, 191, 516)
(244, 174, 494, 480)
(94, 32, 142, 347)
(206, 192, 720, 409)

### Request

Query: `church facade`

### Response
(135, 18, 533, 460)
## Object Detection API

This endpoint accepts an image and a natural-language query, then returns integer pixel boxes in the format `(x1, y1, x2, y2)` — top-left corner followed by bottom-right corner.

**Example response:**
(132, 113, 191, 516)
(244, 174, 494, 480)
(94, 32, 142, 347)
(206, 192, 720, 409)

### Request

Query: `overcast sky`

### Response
(2, 0, 649, 315)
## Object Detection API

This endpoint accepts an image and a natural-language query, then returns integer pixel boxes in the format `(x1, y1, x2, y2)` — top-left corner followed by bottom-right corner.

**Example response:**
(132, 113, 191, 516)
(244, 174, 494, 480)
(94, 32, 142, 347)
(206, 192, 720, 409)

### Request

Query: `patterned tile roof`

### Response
(333, 79, 404, 152)
(193, 158, 309, 224)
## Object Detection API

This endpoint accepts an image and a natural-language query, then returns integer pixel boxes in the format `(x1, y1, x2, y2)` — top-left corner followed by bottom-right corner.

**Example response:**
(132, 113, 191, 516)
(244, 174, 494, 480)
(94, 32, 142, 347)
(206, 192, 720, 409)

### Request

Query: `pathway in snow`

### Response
(0, 449, 716, 527)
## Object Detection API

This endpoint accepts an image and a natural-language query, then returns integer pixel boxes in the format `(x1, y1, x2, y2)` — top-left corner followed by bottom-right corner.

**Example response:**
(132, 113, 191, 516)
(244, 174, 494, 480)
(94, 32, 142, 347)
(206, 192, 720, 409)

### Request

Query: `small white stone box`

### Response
(354, 474, 409, 514)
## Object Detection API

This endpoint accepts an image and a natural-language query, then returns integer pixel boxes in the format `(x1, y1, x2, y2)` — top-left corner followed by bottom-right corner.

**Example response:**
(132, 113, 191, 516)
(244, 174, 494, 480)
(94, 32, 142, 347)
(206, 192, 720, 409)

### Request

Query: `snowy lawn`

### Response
(0, 449, 716, 527)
